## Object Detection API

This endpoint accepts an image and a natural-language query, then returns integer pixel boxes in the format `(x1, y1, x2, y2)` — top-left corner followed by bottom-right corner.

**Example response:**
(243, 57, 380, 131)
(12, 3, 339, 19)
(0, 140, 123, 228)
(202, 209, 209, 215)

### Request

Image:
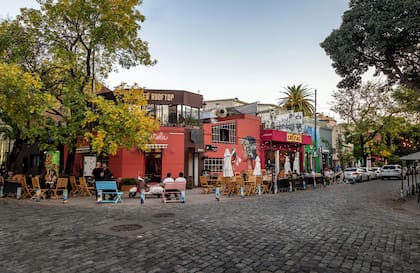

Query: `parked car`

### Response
(379, 164, 406, 179)
(370, 167, 382, 175)
(360, 167, 378, 180)
(343, 167, 369, 183)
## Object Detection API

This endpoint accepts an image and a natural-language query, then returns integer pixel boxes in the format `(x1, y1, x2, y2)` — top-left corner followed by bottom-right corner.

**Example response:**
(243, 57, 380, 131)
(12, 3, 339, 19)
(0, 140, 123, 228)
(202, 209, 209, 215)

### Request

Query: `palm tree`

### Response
(278, 84, 315, 116)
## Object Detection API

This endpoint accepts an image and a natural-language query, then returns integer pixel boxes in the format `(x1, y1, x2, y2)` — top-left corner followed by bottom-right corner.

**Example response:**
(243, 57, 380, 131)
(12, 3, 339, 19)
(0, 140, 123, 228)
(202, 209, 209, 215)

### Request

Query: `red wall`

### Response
(159, 127, 185, 178)
(203, 114, 262, 174)
(109, 148, 144, 179)
(108, 127, 186, 180)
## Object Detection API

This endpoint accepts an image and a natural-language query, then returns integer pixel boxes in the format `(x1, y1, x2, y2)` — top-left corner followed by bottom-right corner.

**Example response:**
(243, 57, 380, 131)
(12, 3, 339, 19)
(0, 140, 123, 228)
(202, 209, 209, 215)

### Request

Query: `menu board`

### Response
(83, 155, 97, 177)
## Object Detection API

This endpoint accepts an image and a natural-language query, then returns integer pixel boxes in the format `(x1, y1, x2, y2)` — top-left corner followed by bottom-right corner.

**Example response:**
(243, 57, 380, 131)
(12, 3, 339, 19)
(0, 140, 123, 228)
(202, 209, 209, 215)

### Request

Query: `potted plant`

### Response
(119, 178, 137, 192)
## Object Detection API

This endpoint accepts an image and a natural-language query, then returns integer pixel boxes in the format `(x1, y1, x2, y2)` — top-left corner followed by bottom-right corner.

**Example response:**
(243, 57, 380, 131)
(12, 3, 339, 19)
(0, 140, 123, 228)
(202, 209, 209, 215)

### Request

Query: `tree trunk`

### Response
(7, 136, 23, 173)
(63, 145, 77, 176)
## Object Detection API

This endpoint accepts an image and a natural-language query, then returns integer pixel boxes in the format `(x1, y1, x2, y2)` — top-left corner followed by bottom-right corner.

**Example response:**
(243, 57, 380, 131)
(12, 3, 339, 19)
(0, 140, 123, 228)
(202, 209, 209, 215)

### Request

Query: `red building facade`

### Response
(75, 89, 204, 185)
(203, 114, 262, 175)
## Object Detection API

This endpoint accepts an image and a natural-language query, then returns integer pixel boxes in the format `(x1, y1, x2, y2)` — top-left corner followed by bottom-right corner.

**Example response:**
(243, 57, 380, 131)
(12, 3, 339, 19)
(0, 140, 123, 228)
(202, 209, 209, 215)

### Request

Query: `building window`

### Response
(212, 122, 236, 144)
(204, 157, 224, 173)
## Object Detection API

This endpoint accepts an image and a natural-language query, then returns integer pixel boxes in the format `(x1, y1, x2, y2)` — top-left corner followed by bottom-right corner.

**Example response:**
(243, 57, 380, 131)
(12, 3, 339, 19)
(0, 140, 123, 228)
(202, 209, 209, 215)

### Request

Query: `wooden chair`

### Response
(199, 176, 215, 194)
(31, 176, 47, 200)
(52, 177, 68, 199)
(78, 177, 95, 196)
(219, 177, 234, 196)
(245, 175, 257, 196)
(235, 176, 245, 196)
(256, 176, 264, 194)
(15, 175, 34, 199)
(69, 176, 82, 195)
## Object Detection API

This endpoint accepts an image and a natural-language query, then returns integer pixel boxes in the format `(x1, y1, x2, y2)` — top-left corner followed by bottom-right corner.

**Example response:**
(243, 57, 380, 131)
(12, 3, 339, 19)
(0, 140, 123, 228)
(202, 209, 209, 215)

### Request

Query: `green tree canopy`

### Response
(331, 81, 400, 165)
(0, 0, 157, 173)
(277, 84, 314, 117)
(321, 0, 420, 94)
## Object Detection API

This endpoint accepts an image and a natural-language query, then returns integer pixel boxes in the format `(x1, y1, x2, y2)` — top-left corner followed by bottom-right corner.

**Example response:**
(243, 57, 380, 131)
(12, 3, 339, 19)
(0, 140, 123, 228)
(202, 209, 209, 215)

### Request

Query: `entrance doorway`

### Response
(145, 151, 162, 182)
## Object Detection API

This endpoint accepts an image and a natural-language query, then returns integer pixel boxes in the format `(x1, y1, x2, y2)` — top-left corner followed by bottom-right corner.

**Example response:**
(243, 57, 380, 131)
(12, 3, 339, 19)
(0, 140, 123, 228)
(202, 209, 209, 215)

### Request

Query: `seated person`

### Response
(99, 163, 116, 200)
(162, 172, 175, 199)
(277, 170, 285, 180)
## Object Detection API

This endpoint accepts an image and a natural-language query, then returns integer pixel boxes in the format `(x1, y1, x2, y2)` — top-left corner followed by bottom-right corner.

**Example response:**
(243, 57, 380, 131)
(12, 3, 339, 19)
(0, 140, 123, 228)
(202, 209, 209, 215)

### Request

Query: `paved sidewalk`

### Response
(5, 187, 236, 208)
(1, 180, 419, 273)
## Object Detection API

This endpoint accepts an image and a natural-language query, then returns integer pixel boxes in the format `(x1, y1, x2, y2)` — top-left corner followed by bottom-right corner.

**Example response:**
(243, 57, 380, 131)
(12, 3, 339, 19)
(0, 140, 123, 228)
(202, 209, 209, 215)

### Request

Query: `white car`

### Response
(371, 167, 382, 175)
(380, 164, 406, 179)
(344, 167, 369, 183)
(360, 167, 378, 180)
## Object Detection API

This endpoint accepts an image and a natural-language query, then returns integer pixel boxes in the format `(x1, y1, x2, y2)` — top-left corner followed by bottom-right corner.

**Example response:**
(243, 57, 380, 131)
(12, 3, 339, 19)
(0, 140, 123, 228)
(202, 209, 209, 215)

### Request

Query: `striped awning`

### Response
(75, 146, 90, 153)
(145, 144, 168, 149)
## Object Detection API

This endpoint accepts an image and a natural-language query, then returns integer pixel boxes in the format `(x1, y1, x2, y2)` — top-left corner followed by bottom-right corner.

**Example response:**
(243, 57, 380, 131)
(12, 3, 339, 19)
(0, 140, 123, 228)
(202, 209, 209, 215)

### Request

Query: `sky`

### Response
(1, 0, 350, 118)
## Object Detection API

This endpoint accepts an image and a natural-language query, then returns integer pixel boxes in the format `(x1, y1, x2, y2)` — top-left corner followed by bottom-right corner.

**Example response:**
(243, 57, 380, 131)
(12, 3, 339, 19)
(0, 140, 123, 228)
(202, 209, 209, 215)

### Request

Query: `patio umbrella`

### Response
(253, 155, 262, 176)
(223, 148, 234, 177)
(284, 155, 292, 174)
(293, 152, 300, 174)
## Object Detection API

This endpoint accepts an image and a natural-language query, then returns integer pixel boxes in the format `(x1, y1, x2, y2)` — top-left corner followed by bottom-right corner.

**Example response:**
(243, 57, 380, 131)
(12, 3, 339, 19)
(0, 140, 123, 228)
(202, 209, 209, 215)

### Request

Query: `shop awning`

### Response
(262, 129, 312, 145)
(75, 146, 90, 153)
(146, 144, 168, 149)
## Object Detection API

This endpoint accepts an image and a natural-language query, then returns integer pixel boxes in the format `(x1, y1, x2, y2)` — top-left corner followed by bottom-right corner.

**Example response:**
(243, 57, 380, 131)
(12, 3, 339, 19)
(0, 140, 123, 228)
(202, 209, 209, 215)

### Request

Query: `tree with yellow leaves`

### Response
(0, 0, 157, 174)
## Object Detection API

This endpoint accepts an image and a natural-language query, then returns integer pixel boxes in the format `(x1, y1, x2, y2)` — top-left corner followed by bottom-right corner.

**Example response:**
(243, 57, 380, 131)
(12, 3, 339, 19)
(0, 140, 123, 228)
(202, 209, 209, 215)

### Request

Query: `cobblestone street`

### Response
(1, 179, 419, 273)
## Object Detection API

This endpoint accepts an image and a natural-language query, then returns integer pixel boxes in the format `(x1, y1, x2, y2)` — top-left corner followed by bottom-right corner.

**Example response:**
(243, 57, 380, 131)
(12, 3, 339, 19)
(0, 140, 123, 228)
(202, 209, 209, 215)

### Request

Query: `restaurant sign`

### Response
(144, 92, 175, 102)
(286, 133, 302, 143)
(153, 132, 168, 141)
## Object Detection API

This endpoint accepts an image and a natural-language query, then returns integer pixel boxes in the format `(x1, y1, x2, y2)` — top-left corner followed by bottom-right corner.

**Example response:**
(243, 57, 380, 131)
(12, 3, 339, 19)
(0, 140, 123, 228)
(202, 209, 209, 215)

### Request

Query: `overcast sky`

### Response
(1, 0, 350, 118)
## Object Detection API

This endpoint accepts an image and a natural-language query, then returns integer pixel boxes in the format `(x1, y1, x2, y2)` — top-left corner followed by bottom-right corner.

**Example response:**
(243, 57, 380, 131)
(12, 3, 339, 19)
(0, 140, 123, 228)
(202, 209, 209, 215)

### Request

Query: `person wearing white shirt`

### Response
(162, 172, 175, 199)
(162, 172, 174, 184)
(175, 172, 187, 183)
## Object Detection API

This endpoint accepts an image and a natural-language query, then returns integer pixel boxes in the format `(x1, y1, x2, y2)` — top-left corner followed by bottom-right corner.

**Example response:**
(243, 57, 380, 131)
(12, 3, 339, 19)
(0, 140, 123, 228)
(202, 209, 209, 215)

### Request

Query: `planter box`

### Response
(121, 185, 136, 192)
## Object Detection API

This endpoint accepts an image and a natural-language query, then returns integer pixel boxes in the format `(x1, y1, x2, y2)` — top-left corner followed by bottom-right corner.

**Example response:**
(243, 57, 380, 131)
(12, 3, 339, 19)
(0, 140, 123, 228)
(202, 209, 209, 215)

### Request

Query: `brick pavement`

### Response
(1, 179, 419, 273)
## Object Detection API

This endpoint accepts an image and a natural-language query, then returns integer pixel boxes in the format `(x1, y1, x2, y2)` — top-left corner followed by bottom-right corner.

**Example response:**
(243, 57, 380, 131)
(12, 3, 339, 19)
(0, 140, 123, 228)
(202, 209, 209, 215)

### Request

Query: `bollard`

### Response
(215, 187, 220, 201)
(16, 187, 22, 199)
(97, 189, 103, 204)
(240, 186, 244, 198)
(140, 191, 145, 204)
(289, 181, 293, 192)
(274, 182, 278, 194)
(180, 190, 185, 203)
(35, 189, 41, 202)
(303, 180, 306, 190)
(63, 189, 68, 204)
(257, 184, 261, 195)
(0, 185, 3, 198)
